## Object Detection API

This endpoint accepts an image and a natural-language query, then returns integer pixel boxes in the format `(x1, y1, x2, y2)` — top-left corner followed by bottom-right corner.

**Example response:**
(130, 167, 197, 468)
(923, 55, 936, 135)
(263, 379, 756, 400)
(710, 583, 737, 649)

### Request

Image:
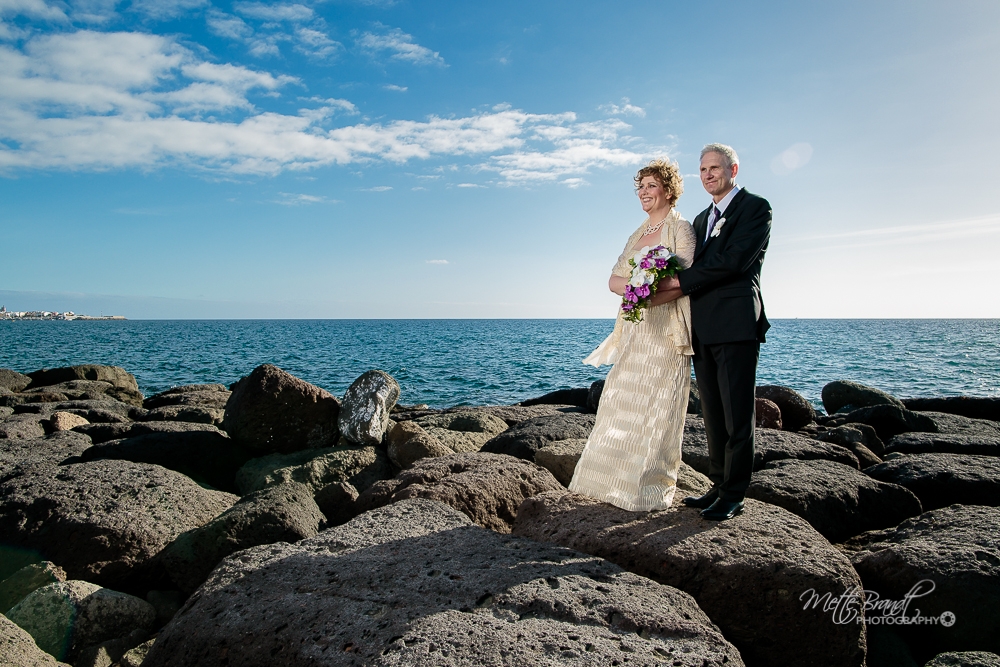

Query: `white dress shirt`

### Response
(706, 184, 741, 241)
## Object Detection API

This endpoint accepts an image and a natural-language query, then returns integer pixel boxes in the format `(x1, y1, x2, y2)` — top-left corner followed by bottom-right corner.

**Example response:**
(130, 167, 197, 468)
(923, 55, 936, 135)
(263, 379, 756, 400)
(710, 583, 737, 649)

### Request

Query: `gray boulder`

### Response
(27, 365, 139, 394)
(121, 638, 155, 667)
(863, 453, 1000, 510)
(0, 406, 12, 419)
(0, 431, 93, 478)
(924, 652, 1000, 667)
(142, 405, 224, 425)
(519, 387, 590, 407)
(20, 380, 143, 408)
(6, 581, 154, 662)
(886, 432, 1000, 457)
(842, 404, 938, 441)
(756, 397, 783, 429)
(46, 411, 89, 432)
(756, 385, 816, 430)
(0, 414, 46, 440)
(480, 412, 595, 461)
(0, 613, 70, 666)
(0, 561, 67, 614)
(843, 505, 1000, 656)
(683, 417, 859, 475)
(904, 396, 1000, 423)
(822, 380, 904, 415)
(80, 430, 252, 493)
(235, 444, 390, 497)
(223, 364, 340, 455)
(817, 426, 884, 467)
(413, 410, 509, 453)
(925, 412, 1000, 437)
(143, 499, 743, 667)
(534, 438, 586, 485)
(356, 452, 563, 533)
(586, 379, 604, 412)
(338, 370, 399, 445)
(746, 458, 922, 541)
(0, 369, 32, 393)
(144, 388, 230, 411)
(73, 420, 222, 445)
(0, 461, 237, 590)
(74, 628, 148, 667)
(161, 482, 324, 594)
(515, 491, 866, 667)
(385, 421, 451, 469)
(15, 398, 136, 423)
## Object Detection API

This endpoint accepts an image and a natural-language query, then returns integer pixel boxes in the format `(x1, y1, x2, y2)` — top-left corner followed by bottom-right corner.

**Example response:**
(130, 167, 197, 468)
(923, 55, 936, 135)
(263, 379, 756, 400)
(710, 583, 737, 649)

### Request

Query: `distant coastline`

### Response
(0, 306, 125, 321)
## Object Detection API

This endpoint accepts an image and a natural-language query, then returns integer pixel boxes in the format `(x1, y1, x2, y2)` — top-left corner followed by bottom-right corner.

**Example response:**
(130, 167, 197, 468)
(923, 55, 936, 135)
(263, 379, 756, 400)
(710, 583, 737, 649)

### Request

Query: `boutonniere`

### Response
(710, 218, 726, 238)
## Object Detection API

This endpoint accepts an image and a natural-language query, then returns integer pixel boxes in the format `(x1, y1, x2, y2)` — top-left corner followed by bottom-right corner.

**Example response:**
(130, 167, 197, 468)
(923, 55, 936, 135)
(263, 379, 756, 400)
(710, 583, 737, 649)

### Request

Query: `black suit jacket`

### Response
(677, 188, 771, 345)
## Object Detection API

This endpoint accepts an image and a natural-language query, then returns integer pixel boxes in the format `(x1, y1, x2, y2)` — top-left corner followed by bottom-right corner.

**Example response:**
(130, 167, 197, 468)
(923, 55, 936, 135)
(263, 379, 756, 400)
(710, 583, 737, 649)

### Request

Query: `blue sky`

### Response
(1, 0, 998, 318)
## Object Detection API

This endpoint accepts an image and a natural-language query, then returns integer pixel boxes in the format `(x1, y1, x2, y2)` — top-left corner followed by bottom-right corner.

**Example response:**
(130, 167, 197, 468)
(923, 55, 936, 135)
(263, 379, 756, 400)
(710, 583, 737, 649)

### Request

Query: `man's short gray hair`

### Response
(700, 143, 739, 169)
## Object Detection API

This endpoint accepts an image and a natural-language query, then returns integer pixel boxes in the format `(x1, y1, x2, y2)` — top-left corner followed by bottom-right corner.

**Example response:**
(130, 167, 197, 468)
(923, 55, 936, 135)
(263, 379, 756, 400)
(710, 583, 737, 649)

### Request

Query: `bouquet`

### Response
(621, 245, 683, 323)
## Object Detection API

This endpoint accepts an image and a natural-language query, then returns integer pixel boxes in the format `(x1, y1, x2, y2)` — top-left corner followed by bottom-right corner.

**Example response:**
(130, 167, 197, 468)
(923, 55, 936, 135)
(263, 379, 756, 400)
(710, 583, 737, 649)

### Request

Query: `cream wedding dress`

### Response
(569, 208, 696, 511)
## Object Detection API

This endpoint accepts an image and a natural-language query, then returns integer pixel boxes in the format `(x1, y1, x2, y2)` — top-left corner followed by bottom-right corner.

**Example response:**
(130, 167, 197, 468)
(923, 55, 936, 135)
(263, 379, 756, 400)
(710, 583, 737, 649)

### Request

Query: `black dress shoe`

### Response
(681, 489, 719, 509)
(700, 498, 745, 521)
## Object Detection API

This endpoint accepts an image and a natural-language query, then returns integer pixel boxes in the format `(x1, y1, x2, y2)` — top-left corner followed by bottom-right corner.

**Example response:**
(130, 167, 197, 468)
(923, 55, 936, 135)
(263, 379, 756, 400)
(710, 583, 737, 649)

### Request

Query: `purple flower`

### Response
(627, 291, 639, 303)
(639, 259, 650, 269)
(636, 284, 650, 298)
(655, 258, 667, 269)
(622, 303, 633, 311)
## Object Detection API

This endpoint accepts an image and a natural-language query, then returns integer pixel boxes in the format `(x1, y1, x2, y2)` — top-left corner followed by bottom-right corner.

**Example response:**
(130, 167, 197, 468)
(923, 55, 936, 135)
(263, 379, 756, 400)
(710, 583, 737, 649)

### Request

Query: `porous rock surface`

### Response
(863, 453, 1000, 511)
(745, 458, 922, 542)
(6, 580, 154, 661)
(0, 431, 93, 476)
(755, 385, 815, 431)
(683, 417, 859, 475)
(356, 452, 563, 533)
(0, 613, 70, 666)
(822, 380, 904, 415)
(923, 652, 1000, 667)
(842, 505, 1000, 656)
(161, 482, 324, 594)
(514, 490, 866, 667)
(413, 410, 509, 453)
(385, 421, 451, 469)
(143, 499, 744, 667)
(0, 460, 237, 590)
(841, 404, 938, 441)
(223, 364, 340, 455)
(886, 432, 1000, 457)
(904, 396, 1000, 422)
(755, 397, 782, 429)
(0, 561, 67, 613)
(73, 419, 222, 445)
(534, 438, 586, 486)
(235, 444, 390, 497)
(338, 370, 399, 446)
(0, 369, 32, 393)
(480, 413, 595, 461)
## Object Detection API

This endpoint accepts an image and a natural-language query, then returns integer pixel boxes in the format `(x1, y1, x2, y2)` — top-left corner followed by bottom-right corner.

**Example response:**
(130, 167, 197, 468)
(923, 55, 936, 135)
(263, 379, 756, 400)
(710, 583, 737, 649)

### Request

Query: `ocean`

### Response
(1, 319, 997, 411)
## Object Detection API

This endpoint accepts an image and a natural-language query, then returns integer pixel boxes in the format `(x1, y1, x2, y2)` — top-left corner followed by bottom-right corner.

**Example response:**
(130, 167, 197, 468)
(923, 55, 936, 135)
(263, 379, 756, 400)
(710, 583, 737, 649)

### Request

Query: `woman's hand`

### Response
(649, 275, 683, 306)
(609, 274, 627, 297)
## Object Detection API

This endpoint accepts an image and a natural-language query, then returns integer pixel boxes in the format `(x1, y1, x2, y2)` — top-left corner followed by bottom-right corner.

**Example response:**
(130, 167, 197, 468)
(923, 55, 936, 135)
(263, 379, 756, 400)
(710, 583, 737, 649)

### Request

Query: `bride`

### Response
(569, 159, 696, 511)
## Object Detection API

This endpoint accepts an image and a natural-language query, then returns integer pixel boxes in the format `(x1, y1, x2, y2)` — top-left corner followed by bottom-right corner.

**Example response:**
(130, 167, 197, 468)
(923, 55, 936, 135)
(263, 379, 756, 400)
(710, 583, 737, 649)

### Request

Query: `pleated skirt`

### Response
(568, 304, 690, 511)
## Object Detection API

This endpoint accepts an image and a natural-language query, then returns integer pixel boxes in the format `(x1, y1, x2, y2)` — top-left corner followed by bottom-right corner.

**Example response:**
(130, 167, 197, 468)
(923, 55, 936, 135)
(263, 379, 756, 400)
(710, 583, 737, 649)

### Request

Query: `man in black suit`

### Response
(657, 144, 771, 520)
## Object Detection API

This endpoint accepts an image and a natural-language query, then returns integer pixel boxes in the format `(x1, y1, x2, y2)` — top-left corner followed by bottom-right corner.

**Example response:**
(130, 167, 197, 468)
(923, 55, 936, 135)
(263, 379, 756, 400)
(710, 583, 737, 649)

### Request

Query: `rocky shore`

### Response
(1, 363, 998, 667)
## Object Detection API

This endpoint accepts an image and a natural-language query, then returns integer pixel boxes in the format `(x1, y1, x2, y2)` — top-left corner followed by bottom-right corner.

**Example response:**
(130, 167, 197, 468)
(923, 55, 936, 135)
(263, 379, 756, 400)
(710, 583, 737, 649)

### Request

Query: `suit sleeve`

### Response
(677, 196, 771, 295)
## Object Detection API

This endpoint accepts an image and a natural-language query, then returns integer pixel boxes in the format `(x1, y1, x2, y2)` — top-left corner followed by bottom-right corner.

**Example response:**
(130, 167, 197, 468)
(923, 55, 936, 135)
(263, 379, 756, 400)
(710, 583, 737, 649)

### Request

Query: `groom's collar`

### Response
(710, 184, 741, 216)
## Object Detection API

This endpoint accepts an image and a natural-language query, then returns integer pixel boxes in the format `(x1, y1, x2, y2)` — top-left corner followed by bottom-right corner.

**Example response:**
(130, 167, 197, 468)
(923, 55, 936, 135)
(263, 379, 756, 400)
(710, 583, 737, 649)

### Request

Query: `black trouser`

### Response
(692, 335, 760, 501)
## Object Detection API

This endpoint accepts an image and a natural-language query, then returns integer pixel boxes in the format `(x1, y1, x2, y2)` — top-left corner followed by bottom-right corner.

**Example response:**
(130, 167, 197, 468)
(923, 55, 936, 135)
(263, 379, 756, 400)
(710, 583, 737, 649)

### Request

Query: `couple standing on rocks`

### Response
(571, 143, 772, 521)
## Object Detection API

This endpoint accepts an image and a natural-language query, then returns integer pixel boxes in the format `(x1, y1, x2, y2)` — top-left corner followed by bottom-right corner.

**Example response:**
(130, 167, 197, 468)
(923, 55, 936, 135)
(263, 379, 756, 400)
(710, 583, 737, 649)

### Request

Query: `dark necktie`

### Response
(706, 206, 722, 240)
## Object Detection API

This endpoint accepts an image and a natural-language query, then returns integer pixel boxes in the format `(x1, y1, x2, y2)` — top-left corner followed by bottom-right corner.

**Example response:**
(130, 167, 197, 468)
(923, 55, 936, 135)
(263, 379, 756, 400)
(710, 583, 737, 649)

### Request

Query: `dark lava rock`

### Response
(80, 431, 253, 494)
(515, 491, 866, 667)
(161, 482, 324, 594)
(338, 370, 400, 446)
(863, 453, 1000, 510)
(0, 613, 69, 666)
(886, 432, 1000, 457)
(822, 380, 904, 415)
(235, 445, 390, 498)
(925, 412, 1000, 437)
(519, 387, 590, 408)
(924, 652, 1000, 667)
(25, 366, 143, 407)
(817, 426, 884, 467)
(0, 460, 237, 591)
(480, 413, 595, 461)
(746, 458, 922, 541)
(842, 505, 1000, 656)
(141, 404, 223, 425)
(682, 417, 859, 475)
(755, 397, 782, 429)
(0, 369, 32, 393)
(356, 452, 563, 533)
(465, 404, 585, 427)
(586, 379, 604, 412)
(143, 388, 230, 410)
(0, 431, 93, 477)
(756, 385, 816, 430)
(905, 397, 1000, 423)
(14, 399, 137, 422)
(0, 561, 67, 613)
(0, 414, 46, 440)
(688, 384, 701, 414)
(223, 364, 340, 455)
(143, 499, 743, 667)
(842, 404, 938, 441)
(73, 420, 222, 445)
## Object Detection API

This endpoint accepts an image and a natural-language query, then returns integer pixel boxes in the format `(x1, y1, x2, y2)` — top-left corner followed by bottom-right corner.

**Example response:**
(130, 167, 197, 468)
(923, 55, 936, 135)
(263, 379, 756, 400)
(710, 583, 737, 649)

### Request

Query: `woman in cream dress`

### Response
(569, 159, 696, 512)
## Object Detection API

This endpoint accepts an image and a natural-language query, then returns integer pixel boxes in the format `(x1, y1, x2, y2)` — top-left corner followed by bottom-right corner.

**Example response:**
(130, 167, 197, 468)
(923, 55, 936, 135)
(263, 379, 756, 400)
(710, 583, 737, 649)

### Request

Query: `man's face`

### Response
(700, 151, 738, 200)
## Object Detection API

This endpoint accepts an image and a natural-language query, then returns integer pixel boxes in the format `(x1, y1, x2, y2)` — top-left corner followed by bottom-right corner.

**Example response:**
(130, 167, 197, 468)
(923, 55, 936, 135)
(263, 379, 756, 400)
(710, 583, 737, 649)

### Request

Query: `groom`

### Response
(658, 143, 771, 520)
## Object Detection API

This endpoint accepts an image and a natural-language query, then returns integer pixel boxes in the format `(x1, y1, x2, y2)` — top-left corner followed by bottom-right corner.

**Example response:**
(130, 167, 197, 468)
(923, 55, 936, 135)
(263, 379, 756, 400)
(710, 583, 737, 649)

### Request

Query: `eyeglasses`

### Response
(635, 183, 662, 193)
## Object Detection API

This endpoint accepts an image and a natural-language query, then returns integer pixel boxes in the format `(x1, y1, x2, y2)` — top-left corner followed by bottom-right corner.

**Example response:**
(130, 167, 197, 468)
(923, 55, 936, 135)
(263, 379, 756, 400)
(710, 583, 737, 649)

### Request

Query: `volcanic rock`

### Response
(143, 389, 230, 411)
(904, 396, 1000, 422)
(46, 411, 89, 432)
(480, 413, 595, 461)
(385, 421, 451, 469)
(756, 385, 816, 430)
(0, 561, 67, 613)
(0, 369, 32, 393)
(514, 491, 866, 667)
(0, 414, 46, 440)
(817, 426, 884, 467)
(338, 370, 399, 446)
(356, 452, 563, 533)
(925, 412, 1000, 437)
(841, 404, 938, 441)
(413, 410, 509, 453)
(0, 431, 93, 477)
(586, 379, 604, 412)
(0, 613, 69, 666)
(73, 420, 222, 445)
(924, 652, 1000, 667)
(142, 405, 224, 425)
(143, 499, 743, 667)
(863, 453, 1000, 510)
(235, 444, 390, 498)
(822, 380, 904, 415)
(519, 387, 590, 407)
(0, 460, 237, 591)
(534, 438, 586, 485)
(755, 397, 783, 429)
(886, 432, 1000, 457)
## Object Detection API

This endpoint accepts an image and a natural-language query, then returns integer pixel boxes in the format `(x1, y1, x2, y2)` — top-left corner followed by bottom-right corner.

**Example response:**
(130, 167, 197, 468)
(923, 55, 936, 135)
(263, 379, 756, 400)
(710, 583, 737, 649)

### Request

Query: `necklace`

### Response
(643, 212, 670, 236)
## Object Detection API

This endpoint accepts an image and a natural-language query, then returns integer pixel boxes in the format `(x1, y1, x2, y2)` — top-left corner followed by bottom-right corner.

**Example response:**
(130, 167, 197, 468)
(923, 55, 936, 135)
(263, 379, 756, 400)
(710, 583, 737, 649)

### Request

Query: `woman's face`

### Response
(636, 175, 670, 214)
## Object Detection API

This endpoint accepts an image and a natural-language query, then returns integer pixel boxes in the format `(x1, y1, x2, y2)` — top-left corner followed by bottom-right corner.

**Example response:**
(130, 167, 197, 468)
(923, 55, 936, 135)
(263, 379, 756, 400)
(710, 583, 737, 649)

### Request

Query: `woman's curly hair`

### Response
(634, 159, 684, 206)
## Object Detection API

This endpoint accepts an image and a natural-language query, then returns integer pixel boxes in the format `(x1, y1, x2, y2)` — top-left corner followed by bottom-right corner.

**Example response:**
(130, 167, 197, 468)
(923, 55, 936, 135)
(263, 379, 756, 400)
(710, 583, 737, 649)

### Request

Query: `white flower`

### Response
(631, 246, 651, 265)
(654, 246, 675, 259)
(629, 268, 655, 287)
(710, 218, 726, 238)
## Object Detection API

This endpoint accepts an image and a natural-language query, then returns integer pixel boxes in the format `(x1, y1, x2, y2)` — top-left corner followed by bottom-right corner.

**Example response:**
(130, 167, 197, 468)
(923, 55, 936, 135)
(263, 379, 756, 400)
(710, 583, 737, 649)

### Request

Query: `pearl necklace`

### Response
(643, 212, 671, 236)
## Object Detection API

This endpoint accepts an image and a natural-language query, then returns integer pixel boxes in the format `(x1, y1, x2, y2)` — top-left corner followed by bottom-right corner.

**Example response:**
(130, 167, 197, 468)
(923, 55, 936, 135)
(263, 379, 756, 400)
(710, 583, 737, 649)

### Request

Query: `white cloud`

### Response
(0, 30, 646, 183)
(0, 0, 67, 21)
(233, 2, 313, 23)
(426, 259, 448, 264)
(206, 10, 252, 39)
(361, 185, 392, 191)
(771, 142, 813, 175)
(456, 183, 479, 188)
(383, 84, 407, 92)
(357, 26, 445, 66)
(294, 27, 341, 59)
(276, 192, 333, 205)
(600, 97, 645, 117)
(131, 0, 209, 20)
(562, 177, 586, 188)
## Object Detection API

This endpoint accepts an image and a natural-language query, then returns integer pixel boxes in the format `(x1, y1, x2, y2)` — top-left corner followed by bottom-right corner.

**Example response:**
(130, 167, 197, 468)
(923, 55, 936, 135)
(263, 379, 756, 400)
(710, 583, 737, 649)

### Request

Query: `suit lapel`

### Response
(695, 189, 748, 259)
